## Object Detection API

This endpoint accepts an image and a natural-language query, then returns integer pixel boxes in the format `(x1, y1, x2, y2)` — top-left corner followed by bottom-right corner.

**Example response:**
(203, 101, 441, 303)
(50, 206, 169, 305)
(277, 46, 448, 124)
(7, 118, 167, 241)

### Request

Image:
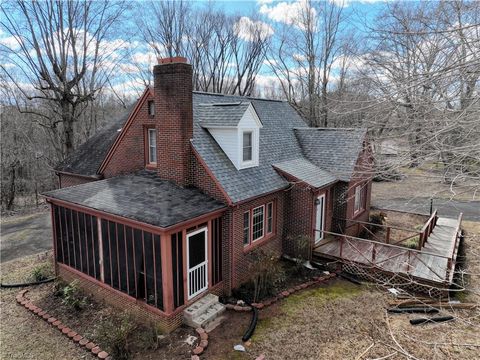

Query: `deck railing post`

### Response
(372, 243, 376, 264)
(386, 227, 390, 244)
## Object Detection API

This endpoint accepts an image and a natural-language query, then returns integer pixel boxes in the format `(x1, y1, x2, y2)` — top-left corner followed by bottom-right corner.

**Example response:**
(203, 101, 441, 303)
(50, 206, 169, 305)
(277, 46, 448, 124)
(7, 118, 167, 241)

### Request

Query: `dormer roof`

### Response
(198, 102, 262, 128)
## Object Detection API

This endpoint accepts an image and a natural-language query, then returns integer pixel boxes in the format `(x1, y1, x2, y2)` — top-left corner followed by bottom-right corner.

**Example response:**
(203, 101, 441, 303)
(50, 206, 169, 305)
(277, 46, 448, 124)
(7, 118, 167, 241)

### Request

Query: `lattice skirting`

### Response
(340, 262, 448, 298)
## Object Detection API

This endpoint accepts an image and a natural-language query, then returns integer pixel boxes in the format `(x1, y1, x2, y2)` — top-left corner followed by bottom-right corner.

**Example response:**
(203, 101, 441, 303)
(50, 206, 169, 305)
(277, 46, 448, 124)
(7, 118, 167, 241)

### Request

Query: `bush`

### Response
(404, 236, 419, 249)
(94, 313, 160, 360)
(57, 280, 87, 311)
(244, 249, 286, 302)
(31, 263, 53, 281)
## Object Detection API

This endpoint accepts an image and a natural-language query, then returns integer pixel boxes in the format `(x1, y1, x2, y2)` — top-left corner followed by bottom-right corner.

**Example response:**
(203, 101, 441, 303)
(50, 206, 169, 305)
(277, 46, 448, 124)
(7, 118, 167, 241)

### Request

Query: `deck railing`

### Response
(318, 230, 455, 283)
(446, 212, 463, 282)
(336, 209, 438, 250)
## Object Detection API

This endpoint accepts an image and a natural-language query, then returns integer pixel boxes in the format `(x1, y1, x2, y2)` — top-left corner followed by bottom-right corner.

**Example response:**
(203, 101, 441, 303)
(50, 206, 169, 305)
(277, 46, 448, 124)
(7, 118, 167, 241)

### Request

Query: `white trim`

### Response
(186, 227, 208, 300)
(147, 128, 157, 164)
(252, 205, 265, 242)
(315, 194, 326, 244)
(239, 128, 259, 169)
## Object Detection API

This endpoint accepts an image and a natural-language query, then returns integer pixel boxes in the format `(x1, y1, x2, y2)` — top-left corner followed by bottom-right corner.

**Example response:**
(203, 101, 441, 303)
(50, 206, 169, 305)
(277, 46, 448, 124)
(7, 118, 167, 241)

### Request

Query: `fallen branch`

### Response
(355, 342, 375, 360)
(410, 316, 454, 325)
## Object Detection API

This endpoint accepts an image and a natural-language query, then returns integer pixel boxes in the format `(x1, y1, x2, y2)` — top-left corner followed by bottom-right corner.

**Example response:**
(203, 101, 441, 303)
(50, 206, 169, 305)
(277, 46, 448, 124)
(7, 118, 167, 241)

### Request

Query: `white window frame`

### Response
(266, 202, 273, 234)
(239, 128, 259, 169)
(147, 128, 157, 164)
(243, 211, 250, 246)
(252, 205, 265, 242)
(354, 184, 365, 214)
(242, 130, 253, 163)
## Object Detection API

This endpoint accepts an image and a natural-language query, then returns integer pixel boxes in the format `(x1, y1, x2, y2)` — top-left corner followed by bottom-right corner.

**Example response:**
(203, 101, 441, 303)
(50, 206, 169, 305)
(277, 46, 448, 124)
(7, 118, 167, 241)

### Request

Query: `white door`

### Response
(315, 194, 325, 244)
(187, 227, 208, 300)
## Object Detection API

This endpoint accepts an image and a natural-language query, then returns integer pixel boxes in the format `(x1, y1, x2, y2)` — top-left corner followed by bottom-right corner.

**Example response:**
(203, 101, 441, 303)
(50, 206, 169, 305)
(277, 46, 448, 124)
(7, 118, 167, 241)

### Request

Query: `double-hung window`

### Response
(252, 206, 265, 241)
(354, 184, 365, 214)
(266, 202, 273, 234)
(147, 128, 157, 164)
(242, 131, 253, 162)
(148, 100, 154, 116)
(243, 212, 250, 245)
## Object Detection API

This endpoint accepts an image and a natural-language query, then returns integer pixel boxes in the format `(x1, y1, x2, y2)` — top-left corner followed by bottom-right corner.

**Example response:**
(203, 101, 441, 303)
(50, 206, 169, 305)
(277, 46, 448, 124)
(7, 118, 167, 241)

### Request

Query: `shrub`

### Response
(94, 313, 160, 360)
(31, 263, 53, 281)
(244, 249, 286, 302)
(404, 236, 419, 249)
(58, 280, 87, 311)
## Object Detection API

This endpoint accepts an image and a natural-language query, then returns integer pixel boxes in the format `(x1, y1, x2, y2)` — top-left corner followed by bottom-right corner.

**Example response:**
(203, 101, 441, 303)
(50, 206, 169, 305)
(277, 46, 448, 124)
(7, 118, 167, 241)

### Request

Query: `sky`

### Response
(0, 0, 389, 99)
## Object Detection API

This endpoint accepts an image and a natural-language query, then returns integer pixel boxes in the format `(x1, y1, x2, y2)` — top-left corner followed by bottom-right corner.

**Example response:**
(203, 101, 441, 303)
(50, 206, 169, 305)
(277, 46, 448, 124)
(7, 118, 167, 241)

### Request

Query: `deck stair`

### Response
(183, 294, 226, 329)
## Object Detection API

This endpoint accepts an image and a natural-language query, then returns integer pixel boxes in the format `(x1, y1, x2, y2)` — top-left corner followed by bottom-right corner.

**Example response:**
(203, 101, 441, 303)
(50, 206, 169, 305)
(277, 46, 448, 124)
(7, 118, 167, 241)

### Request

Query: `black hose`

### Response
(410, 316, 454, 325)
(338, 272, 362, 285)
(0, 277, 56, 288)
(242, 306, 258, 342)
(388, 307, 439, 314)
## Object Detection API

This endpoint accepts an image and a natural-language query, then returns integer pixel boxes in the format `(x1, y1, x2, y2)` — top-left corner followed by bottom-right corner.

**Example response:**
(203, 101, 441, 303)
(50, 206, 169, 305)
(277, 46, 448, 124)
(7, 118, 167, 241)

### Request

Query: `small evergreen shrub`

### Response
(58, 280, 87, 311)
(31, 263, 52, 281)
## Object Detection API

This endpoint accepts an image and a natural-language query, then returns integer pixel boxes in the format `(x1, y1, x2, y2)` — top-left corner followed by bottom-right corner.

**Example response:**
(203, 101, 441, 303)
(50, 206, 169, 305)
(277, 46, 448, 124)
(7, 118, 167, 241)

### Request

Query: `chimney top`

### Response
(157, 56, 188, 65)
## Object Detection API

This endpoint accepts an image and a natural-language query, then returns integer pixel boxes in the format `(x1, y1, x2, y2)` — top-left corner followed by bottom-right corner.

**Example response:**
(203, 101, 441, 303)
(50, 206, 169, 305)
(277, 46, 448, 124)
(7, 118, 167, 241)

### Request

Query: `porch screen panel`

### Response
(101, 219, 112, 286)
(78, 212, 88, 273)
(171, 231, 185, 309)
(125, 226, 136, 297)
(144, 232, 155, 306)
(108, 221, 119, 290)
(154, 235, 163, 310)
(211, 217, 223, 285)
(133, 228, 145, 300)
(72, 210, 81, 270)
(117, 224, 128, 293)
(53, 205, 63, 263)
(52, 205, 100, 281)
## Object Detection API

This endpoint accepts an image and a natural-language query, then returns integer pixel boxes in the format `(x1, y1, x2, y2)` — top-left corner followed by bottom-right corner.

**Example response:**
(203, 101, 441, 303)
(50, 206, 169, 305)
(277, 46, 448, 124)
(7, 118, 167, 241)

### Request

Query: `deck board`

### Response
(314, 216, 461, 286)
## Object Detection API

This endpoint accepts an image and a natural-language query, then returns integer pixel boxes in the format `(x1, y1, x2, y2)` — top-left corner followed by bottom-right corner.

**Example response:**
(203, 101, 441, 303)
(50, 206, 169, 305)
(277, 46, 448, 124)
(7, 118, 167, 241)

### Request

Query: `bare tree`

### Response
(137, 1, 272, 96)
(0, 0, 127, 158)
(267, 0, 346, 127)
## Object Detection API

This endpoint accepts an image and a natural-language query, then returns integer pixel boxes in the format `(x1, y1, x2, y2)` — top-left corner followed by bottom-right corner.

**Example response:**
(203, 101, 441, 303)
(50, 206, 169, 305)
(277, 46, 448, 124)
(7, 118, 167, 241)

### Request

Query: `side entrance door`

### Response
(187, 227, 208, 299)
(315, 194, 326, 245)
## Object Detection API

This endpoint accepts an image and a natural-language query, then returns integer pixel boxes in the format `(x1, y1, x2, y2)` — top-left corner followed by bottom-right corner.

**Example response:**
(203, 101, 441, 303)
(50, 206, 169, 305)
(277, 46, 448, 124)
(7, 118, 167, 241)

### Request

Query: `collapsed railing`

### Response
(316, 228, 460, 284)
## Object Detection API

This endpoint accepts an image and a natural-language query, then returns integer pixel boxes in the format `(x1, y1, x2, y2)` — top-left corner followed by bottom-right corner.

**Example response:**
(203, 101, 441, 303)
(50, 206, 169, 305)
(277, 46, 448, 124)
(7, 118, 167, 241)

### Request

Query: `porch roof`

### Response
(273, 158, 337, 188)
(43, 170, 226, 229)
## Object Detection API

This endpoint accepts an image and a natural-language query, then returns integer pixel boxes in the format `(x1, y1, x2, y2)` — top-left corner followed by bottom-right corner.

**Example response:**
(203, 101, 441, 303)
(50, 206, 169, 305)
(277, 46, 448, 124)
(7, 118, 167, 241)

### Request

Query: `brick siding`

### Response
(57, 264, 182, 333)
(58, 174, 96, 188)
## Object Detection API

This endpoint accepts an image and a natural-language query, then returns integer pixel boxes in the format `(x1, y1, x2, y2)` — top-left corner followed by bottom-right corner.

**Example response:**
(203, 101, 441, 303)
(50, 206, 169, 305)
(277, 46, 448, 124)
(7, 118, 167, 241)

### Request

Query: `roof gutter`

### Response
(54, 170, 103, 180)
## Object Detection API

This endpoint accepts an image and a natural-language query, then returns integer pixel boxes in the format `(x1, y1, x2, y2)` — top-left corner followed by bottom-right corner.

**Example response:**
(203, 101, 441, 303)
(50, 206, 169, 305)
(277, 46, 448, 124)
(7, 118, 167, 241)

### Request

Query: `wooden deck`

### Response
(313, 215, 462, 286)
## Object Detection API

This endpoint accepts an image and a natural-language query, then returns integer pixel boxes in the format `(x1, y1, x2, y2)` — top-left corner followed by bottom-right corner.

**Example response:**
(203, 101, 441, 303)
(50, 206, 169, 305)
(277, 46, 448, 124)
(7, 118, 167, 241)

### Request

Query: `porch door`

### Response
(187, 227, 208, 300)
(315, 194, 326, 245)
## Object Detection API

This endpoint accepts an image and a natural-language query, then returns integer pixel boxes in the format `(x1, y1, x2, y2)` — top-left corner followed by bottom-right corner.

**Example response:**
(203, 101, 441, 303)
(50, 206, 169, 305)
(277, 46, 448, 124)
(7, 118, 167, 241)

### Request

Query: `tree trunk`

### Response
(62, 101, 75, 157)
(6, 163, 17, 210)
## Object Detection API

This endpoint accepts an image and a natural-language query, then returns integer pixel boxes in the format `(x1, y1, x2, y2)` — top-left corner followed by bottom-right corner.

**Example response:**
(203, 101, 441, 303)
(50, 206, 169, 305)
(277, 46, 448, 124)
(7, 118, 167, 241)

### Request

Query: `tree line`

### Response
(1, 0, 479, 211)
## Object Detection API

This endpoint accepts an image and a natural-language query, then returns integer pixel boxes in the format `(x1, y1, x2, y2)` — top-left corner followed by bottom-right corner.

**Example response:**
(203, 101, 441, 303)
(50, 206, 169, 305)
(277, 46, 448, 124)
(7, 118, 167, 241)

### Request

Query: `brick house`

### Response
(44, 57, 373, 332)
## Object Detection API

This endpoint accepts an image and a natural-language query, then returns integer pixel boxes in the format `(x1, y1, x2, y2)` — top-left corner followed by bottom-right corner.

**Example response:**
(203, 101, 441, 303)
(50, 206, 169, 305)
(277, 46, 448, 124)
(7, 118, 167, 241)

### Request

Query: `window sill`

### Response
(145, 163, 157, 170)
(353, 208, 366, 219)
(243, 232, 275, 253)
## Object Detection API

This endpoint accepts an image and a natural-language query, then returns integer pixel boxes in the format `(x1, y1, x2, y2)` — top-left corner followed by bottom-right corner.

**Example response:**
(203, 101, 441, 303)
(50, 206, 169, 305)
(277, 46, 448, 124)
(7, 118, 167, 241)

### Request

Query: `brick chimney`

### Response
(153, 56, 193, 187)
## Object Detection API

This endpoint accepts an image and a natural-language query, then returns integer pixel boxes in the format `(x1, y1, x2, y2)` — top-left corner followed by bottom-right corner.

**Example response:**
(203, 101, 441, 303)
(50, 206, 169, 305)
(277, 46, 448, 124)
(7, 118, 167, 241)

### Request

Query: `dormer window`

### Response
(147, 128, 157, 164)
(148, 100, 154, 116)
(198, 101, 262, 170)
(242, 131, 253, 162)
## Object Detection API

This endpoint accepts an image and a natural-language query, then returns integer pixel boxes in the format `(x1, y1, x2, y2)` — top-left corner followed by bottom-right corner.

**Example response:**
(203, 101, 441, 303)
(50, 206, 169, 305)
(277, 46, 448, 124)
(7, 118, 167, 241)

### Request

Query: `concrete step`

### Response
(183, 300, 225, 328)
(183, 294, 219, 322)
(204, 315, 226, 333)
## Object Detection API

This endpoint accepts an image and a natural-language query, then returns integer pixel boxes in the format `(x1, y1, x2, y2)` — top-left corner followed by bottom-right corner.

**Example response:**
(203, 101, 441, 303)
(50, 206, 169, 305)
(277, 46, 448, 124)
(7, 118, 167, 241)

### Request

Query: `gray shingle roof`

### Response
(198, 102, 252, 127)
(55, 107, 132, 176)
(43, 170, 225, 228)
(294, 128, 367, 182)
(273, 158, 337, 189)
(192, 92, 308, 203)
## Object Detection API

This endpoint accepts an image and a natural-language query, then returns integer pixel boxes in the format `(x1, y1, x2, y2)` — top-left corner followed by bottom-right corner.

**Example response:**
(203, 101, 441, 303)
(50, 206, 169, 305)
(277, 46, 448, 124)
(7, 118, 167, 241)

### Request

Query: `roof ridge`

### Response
(294, 127, 366, 131)
(193, 90, 284, 103)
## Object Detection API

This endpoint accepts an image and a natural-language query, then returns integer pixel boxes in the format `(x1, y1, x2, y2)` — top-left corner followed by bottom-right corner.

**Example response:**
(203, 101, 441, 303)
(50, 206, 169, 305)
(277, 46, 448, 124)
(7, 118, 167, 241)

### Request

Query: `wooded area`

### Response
(1, 0, 479, 211)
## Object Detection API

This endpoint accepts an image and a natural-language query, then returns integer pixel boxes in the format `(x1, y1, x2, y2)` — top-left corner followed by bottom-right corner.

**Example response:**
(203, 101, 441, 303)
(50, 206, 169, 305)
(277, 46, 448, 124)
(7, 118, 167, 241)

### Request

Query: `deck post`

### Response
(372, 243, 376, 264)
(386, 227, 390, 244)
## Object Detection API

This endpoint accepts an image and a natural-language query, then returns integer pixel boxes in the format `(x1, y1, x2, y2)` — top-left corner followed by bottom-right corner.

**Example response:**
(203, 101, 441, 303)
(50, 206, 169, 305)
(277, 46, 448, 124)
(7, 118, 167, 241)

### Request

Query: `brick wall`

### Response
(58, 174, 96, 188)
(154, 60, 193, 187)
(230, 191, 285, 289)
(191, 154, 230, 204)
(58, 265, 182, 333)
(103, 91, 155, 178)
